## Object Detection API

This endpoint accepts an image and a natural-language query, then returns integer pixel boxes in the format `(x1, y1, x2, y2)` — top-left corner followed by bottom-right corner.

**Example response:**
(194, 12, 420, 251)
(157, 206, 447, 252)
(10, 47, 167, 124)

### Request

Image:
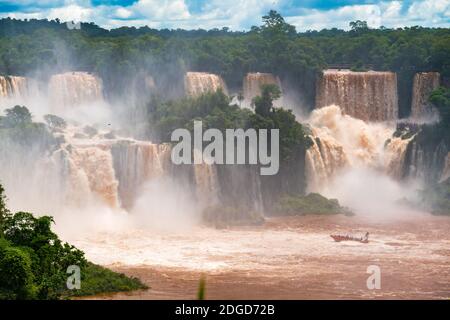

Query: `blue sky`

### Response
(0, 0, 448, 30)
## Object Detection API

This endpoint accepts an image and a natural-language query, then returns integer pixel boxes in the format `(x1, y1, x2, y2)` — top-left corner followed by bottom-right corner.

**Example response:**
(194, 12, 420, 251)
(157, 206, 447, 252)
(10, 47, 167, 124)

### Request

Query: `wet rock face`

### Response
(315, 70, 399, 122)
(410, 72, 440, 119)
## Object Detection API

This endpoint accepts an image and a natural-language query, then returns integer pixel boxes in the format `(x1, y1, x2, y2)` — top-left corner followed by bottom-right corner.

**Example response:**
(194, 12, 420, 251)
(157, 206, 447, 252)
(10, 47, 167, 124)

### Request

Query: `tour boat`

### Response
(330, 233, 369, 243)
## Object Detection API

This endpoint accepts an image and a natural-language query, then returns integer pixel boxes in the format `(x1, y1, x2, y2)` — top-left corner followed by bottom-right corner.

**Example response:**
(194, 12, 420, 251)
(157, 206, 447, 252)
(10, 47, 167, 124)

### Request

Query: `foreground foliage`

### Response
(68, 262, 146, 297)
(0, 185, 146, 300)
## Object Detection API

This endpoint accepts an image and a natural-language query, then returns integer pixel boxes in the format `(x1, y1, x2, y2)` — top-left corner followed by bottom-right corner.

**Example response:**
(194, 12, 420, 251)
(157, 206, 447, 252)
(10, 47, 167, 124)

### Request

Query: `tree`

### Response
(430, 87, 450, 128)
(262, 10, 296, 35)
(349, 20, 369, 33)
(0, 184, 10, 237)
(2, 106, 32, 128)
(0, 241, 36, 299)
(44, 114, 67, 129)
(252, 84, 281, 116)
(3, 211, 86, 299)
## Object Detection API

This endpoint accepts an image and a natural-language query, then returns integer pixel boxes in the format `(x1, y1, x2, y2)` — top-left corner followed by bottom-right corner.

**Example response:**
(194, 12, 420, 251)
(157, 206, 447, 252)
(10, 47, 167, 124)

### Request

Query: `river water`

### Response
(72, 214, 450, 299)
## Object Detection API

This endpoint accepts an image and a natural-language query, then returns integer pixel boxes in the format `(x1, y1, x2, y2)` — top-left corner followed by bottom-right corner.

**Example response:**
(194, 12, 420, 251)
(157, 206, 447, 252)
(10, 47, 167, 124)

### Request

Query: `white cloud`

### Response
(46, 4, 94, 21)
(0, 0, 448, 30)
(286, 0, 450, 31)
(407, 0, 450, 23)
(114, 7, 133, 19)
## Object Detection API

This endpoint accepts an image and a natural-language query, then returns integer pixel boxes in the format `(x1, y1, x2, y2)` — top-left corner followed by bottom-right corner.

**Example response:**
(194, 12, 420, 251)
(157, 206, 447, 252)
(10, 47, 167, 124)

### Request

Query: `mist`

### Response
(321, 167, 424, 219)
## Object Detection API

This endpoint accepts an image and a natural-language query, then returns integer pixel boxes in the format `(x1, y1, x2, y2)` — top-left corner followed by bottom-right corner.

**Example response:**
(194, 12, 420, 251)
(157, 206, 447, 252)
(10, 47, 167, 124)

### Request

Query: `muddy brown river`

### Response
(72, 214, 450, 299)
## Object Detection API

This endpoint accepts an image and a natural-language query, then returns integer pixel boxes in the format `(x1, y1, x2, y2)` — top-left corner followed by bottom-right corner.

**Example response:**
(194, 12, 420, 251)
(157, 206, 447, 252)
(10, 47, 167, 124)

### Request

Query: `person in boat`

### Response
(363, 232, 369, 241)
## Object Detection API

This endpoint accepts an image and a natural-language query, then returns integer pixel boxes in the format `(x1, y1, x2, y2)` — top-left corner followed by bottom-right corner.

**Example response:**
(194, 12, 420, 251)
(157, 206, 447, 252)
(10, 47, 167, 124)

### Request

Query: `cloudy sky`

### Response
(0, 0, 449, 31)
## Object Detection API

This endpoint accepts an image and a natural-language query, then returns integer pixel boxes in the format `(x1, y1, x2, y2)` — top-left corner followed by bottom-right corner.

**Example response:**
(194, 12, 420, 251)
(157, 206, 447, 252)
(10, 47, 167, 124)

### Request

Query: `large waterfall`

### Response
(111, 140, 170, 209)
(410, 72, 440, 119)
(243, 72, 282, 107)
(315, 70, 398, 122)
(184, 72, 228, 97)
(305, 105, 410, 192)
(48, 72, 104, 110)
(0, 67, 446, 230)
(1, 72, 105, 121)
(65, 145, 119, 208)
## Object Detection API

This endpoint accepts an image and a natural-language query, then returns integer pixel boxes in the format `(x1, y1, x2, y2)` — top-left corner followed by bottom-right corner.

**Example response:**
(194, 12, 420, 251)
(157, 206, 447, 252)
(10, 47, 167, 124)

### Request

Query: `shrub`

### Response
(274, 193, 354, 216)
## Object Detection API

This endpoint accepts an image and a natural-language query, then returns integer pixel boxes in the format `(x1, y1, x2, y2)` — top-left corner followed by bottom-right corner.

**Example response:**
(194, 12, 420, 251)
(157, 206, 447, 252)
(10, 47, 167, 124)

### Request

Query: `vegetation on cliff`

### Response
(274, 193, 353, 216)
(0, 105, 55, 150)
(0, 184, 146, 300)
(149, 84, 311, 162)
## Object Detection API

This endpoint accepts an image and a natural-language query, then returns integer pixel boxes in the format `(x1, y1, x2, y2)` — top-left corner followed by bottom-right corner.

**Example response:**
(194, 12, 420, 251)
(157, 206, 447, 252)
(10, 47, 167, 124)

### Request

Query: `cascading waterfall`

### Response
(67, 146, 119, 208)
(243, 72, 282, 107)
(184, 72, 228, 97)
(305, 135, 348, 193)
(1, 73, 105, 120)
(315, 70, 398, 122)
(48, 72, 104, 110)
(60, 126, 178, 211)
(1, 66, 446, 228)
(111, 140, 170, 209)
(410, 72, 440, 119)
(1, 70, 265, 228)
(0, 75, 28, 98)
(305, 105, 409, 192)
(194, 160, 220, 207)
(402, 139, 448, 184)
(384, 135, 414, 179)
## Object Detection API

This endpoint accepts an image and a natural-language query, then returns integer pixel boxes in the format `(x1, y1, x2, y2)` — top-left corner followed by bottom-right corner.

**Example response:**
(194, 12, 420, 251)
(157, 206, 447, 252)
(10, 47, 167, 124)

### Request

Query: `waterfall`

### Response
(67, 146, 119, 208)
(305, 105, 405, 192)
(243, 72, 282, 107)
(402, 138, 448, 184)
(315, 70, 398, 122)
(111, 140, 171, 209)
(0, 75, 28, 98)
(305, 135, 348, 192)
(39, 124, 172, 211)
(384, 136, 413, 179)
(194, 160, 220, 207)
(48, 72, 104, 110)
(410, 72, 440, 119)
(184, 72, 228, 97)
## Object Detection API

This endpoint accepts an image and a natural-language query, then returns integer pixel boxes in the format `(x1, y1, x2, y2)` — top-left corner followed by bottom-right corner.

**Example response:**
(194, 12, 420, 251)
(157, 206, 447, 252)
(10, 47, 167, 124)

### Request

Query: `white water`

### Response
(305, 105, 421, 218)
(0, 71, 434, 235)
